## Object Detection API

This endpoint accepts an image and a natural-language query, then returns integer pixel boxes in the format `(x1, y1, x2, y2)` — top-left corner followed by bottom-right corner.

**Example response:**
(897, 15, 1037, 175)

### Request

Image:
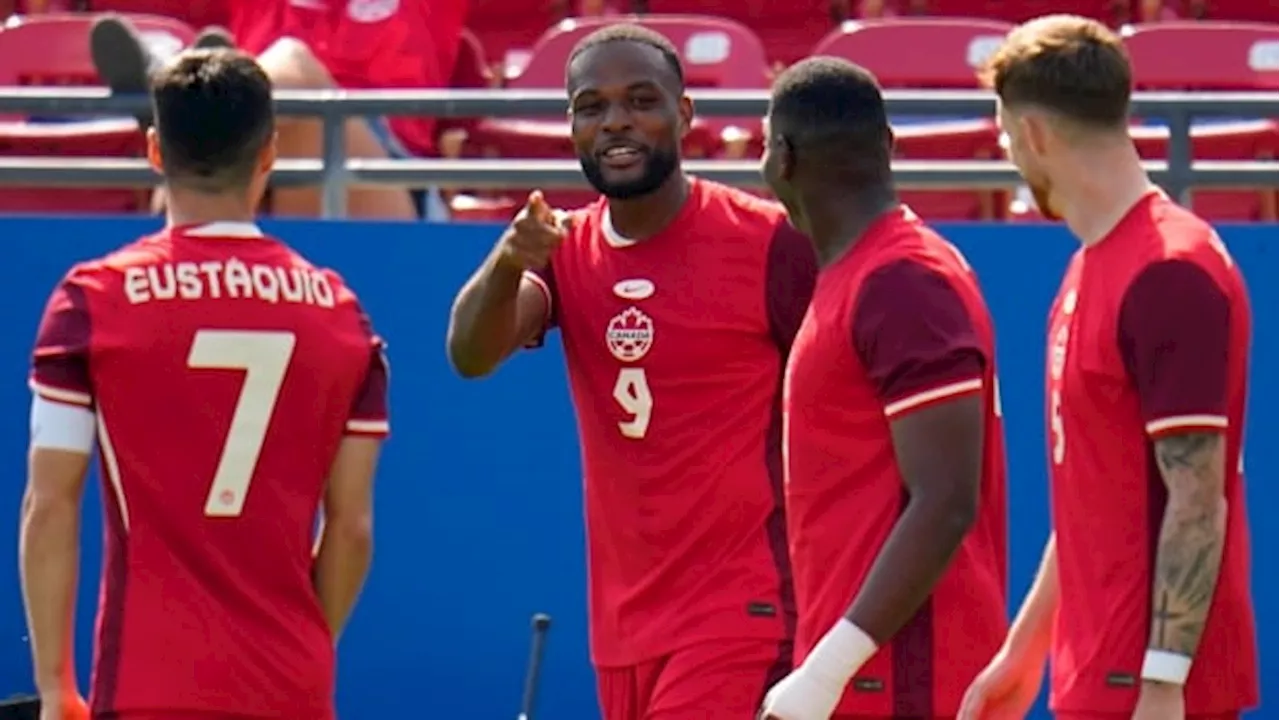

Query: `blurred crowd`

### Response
(0, 0, 1274, 221)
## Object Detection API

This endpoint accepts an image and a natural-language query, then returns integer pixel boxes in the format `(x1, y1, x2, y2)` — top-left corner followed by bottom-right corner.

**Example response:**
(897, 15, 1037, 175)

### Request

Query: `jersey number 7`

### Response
(187, 329, 297, 518)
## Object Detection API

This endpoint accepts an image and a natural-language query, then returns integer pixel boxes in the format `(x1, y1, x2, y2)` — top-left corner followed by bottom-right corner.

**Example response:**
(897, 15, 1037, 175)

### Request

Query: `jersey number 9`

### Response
(613, 368, 653, 439)
(187, 329, 297, 518)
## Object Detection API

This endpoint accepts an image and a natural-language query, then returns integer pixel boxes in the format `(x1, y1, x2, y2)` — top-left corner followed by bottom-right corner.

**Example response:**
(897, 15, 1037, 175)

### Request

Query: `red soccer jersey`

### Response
(784, 206, 1009, 717)
(1046, 191, 1258, 714)
(29, 222, 390, 719)
(525, 178, 817, 666)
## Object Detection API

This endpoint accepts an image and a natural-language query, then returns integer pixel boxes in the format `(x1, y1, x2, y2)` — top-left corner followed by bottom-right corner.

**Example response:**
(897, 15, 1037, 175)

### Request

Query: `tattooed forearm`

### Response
(1149, 431, 1228, 657)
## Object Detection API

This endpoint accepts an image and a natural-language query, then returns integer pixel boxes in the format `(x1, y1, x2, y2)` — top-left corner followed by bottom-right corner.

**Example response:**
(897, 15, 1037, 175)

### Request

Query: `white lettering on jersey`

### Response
(124, 260, 336, 308)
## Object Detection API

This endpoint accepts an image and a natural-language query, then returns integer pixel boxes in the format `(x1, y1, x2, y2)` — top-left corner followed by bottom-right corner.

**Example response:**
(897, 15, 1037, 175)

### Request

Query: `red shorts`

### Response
(1049, 707, 1239, 712)
(596, 638, 790, 720)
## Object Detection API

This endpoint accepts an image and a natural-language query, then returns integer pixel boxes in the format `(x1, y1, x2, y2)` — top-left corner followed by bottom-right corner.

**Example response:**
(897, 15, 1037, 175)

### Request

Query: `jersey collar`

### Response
(173, 222, 265, 239)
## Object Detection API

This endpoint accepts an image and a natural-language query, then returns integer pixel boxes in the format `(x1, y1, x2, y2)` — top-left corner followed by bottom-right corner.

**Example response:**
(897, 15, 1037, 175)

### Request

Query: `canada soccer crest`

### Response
(606, 307, 654, 362)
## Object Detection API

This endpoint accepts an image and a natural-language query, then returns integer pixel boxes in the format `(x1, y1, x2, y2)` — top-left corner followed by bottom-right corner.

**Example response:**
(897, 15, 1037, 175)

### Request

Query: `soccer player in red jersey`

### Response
(959, 16, 1259, 720)
(756, 58, 1010, 720)
(20, 50, 387, 720)
(447, 24, 817, 720)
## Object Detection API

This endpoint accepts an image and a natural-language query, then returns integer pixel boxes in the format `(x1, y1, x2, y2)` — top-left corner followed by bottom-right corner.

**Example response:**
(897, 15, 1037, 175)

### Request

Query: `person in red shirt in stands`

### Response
(757, 56, 1009, 720)
(959, 16, 1258, 720)
(87, 0, 469, 220)
(21, 48, 387, 720)
(448, 24, 817, 720)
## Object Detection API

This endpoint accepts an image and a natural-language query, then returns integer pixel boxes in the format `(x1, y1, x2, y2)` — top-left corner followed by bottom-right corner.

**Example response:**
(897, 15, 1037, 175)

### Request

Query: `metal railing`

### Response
(0, 87, 1277, 218)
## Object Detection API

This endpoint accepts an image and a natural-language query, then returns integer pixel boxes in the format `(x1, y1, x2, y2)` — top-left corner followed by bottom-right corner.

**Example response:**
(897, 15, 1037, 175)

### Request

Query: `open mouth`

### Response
(598, 143, 647, 170)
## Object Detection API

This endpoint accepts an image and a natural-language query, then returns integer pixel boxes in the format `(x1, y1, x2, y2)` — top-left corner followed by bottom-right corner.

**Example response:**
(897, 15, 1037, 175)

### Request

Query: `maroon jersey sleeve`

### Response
(30, 269, 94, 408)
(852, 259, 987, 418)
(1117, 259, 1230, 438)
(346, 304, 391, 437)
(766, 221, 818, 353)
(521, 262, 557, 349)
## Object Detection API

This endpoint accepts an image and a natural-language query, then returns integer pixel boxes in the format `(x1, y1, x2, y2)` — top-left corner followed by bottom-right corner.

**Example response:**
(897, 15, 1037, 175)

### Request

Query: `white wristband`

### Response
(801, 619, 879, 687)
(1141, 649, 1192, 685)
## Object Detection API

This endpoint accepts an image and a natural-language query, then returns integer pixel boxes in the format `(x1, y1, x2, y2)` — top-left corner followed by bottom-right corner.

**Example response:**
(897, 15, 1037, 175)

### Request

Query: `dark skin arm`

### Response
(446, 192, 563, 378)
(844, 394, 984, 641)
(1148, 430, 1228, 658)
(446, 262, 548, 378)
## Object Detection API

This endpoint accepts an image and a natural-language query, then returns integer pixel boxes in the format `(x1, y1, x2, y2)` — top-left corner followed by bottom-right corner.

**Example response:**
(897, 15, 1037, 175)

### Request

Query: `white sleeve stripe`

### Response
(30, 395, 96, 453)
(346, 419, 390, 434)
(29, 380, 92, 407)
(884, 378, 984, 418)
(522, 270, 553, 324)
(1146, 414, 1229, 434)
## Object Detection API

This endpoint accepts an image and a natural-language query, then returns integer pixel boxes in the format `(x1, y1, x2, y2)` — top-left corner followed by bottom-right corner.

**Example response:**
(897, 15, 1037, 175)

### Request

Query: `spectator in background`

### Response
(856, 0, 898, 19)
(1138, 0, 1182, 21)
(89, 0, 469, 221)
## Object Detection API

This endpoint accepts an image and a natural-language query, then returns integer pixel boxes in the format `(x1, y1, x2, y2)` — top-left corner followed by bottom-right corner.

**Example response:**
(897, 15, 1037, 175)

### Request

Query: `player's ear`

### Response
(678, 94, 694, 136)
(145, 126, 163, 174)
(1021, 112, 1050, 159)
(257, 131, 279, 175)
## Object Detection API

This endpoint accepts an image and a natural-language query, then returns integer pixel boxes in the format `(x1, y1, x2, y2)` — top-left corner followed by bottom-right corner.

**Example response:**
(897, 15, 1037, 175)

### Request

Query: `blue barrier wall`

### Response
(0, 218, 1273, 719)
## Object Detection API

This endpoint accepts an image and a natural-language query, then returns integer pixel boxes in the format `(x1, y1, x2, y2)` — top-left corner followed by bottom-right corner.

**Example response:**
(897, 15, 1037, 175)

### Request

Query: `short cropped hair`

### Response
(769, 56, 890, 160)
(982, 14, 1132, 128)
(150, 49, 275, 192)
(567, 23, 684, 89)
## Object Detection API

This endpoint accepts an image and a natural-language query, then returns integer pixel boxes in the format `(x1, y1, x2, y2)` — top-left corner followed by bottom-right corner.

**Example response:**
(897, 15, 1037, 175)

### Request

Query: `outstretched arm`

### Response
(447, 192, 563, 378)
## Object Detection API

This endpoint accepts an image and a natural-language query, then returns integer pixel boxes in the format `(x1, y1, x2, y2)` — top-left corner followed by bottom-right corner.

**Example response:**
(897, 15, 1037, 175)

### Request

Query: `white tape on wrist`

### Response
(1141, 649, 1192, 685)
(802, 619, 878, 687)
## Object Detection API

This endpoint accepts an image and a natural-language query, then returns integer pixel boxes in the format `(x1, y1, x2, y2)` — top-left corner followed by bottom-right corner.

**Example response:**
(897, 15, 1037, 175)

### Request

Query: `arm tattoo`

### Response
(1149, 431, 1228, 657)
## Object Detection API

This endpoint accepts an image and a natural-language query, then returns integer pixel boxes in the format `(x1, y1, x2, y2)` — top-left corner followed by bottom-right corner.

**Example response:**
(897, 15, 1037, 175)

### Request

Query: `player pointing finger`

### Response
(499, 191, 568, 271)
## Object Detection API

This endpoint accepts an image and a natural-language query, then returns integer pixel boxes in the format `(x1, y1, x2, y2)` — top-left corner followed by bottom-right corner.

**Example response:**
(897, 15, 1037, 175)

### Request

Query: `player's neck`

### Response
(605, 174, 690, 241)
(1055, 149, 1155, 247)
(807, 185, 898, 267)
(164, 188, 257, 229)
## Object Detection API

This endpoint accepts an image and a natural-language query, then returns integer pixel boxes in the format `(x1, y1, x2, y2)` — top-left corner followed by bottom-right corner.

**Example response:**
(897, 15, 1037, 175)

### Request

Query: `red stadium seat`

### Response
(1130, 119, 1279, 221)
(0, 13, 196, 99)
(811, 17, 1013, 88)
(1119, 21, 1278, 220)
(0, 14, 195, 213)
(811, 19, 1013, 219)
(0, 119, 147, 213)
(1122, 21, 1279, 90)
(465, 0, 559, 79)
(645, 0, 834, 66)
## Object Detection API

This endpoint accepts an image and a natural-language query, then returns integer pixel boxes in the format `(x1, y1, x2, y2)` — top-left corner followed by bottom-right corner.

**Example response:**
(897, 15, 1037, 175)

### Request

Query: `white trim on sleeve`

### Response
(29, 379, 92, 407)
(1145, 414, 1229, 436)
(30, 395, 96, 453)
(884, 377, 984, 418)
(345, 418, 390, 435)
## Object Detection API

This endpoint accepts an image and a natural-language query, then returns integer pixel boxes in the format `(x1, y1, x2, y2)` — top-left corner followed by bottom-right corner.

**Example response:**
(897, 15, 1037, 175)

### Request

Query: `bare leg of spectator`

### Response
(255, 38, 418, 220)
(90, 17, 416, 220)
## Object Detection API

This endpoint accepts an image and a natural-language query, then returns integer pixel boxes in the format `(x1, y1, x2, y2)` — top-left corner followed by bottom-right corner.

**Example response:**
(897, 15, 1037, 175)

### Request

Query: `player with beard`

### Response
(959, 15, 1258, 720)
(447, 23, 817, 720)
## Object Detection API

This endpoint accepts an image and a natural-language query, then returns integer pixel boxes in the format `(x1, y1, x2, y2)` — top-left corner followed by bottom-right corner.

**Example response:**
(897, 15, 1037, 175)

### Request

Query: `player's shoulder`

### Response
(1144, 195, 1235, 275)
(866, 205, 973, 277)
(694, 178, 789, 238)
(56, 229, 175, 293)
